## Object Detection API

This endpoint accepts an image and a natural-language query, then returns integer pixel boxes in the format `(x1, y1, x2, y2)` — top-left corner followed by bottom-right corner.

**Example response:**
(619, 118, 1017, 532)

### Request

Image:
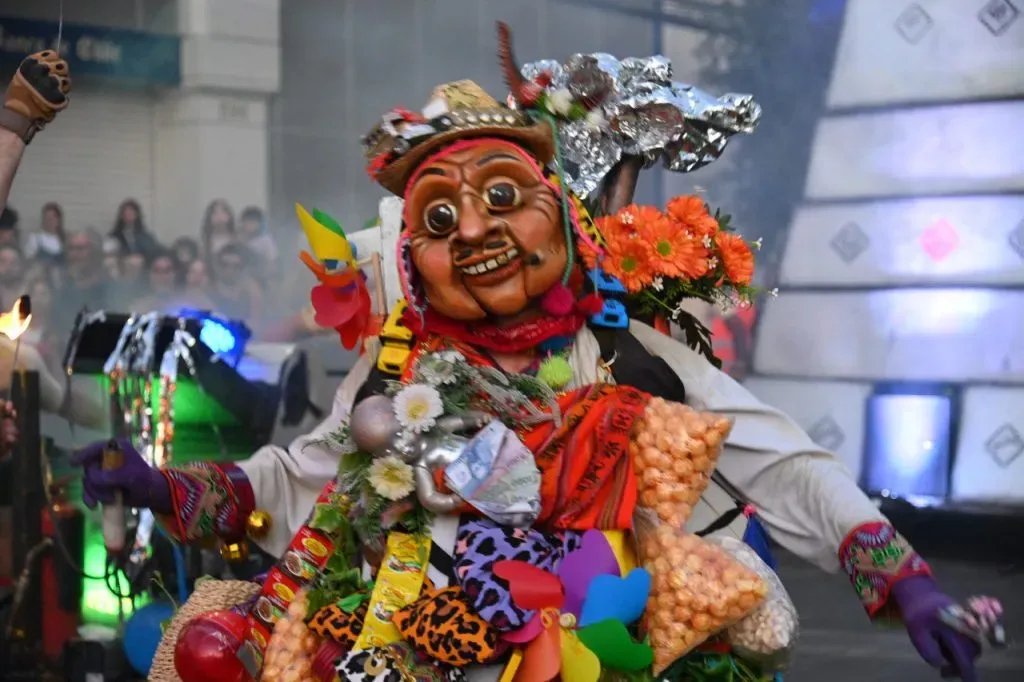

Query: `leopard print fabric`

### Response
(393, 587, 502, 666)
(336, 641, 465, 682)
(453, 518, 581, 631)
(308, 602, 369, 648)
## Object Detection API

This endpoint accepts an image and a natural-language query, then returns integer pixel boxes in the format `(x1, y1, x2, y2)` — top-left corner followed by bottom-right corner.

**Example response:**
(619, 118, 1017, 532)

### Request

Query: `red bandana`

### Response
(402, 307, 587, 353)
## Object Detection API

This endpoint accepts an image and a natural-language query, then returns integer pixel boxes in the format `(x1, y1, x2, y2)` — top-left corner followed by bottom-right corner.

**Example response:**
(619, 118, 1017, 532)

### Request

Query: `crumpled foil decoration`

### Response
(518, 54, 762, 198)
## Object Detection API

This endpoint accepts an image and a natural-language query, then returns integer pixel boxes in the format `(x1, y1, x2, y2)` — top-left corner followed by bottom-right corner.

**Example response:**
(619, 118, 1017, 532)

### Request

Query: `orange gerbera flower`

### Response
(667, 196, 719, 239)
(602, 232, 654, 292)
(642, 215, 709, 279)
(714, 232, 755, 286)
(618, 204, 663, 229)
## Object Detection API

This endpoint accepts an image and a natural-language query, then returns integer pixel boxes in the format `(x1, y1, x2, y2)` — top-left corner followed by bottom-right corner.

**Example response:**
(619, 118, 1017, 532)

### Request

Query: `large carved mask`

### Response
(402, 139, 569, 321)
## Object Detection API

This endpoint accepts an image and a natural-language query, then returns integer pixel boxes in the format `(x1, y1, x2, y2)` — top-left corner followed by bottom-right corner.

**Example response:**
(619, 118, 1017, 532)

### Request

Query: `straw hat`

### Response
(364, 80, 555, 196)
(148, 579, 260, 682)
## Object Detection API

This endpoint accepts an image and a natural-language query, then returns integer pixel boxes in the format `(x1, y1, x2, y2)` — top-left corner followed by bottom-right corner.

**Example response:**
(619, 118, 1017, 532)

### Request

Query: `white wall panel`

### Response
(754, 290, 1024, 382)
(952, 386, 1024, 503)
(743, 378, 873, 482)
(827, 0, 1024, 108)
(804, 102, 1024, 200)
(781, 196, 1024, 286)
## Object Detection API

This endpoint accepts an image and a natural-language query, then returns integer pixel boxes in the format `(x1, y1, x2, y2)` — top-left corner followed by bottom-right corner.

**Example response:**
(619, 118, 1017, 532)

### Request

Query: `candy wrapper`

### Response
(712, 536, 799, 672)
(635, 513, 767, 674)
(241, 481, 345, 675)
(444, 420, 542, 528)
(631, 397, 733, 528)
(261, 590, 324, 682)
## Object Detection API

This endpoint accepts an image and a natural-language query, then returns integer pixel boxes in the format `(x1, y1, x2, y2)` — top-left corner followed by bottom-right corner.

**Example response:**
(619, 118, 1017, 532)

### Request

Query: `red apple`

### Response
(174, 609, 254, 682)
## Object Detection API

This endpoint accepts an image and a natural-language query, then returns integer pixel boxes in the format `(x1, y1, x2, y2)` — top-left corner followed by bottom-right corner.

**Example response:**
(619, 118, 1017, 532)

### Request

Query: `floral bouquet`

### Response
(582, 196, 763, 366)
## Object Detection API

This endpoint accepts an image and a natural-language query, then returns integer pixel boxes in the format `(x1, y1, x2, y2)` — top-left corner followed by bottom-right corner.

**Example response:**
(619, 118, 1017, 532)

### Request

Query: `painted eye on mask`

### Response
(483, 181, 522, 211)
(423, 200, 458, 236)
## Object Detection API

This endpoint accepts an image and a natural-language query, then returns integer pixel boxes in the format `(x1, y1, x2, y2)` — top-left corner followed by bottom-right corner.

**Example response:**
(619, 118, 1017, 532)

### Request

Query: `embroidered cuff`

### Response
(158, 462, 256, 544)
(838, 521, 931, 619)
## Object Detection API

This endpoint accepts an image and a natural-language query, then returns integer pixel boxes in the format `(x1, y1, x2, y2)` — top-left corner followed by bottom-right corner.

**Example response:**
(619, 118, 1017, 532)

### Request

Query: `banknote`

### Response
(445, 421, 541, 526)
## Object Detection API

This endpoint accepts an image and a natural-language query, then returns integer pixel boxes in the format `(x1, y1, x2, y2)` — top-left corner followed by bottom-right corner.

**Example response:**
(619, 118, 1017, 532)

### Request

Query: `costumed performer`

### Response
(74, 26, 993, 682)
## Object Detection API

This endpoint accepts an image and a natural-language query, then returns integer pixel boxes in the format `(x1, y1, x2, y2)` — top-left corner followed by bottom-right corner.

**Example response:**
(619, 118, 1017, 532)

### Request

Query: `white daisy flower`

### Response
(548, 88, 574, 116)
(368, 455, 415, 501)
(702, 235, 713, 249)
(769, 288, 780, 298)
(393, 384, 444, 432)
(651, 276, 665, 292)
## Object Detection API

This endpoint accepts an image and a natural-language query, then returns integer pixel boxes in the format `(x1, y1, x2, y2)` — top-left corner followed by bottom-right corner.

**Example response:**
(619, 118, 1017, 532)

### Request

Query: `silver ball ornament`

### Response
(349, 395, 402, 456)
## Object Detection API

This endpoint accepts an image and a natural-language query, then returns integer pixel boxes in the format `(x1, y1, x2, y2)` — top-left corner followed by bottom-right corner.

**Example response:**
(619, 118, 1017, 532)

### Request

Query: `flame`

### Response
(0, 295, 31, 341)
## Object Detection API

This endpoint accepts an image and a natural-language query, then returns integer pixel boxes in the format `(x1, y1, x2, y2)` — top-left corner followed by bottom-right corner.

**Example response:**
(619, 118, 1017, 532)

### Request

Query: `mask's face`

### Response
(404, 141, 567, 320)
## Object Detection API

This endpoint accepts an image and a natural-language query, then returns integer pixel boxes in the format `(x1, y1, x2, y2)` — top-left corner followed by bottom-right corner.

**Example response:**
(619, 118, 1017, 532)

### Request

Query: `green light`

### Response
(80, 517, 148, 626)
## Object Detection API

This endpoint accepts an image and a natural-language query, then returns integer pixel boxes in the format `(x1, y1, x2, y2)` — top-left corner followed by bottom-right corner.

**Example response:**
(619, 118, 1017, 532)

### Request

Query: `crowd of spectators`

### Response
(0, 198, 282, 376)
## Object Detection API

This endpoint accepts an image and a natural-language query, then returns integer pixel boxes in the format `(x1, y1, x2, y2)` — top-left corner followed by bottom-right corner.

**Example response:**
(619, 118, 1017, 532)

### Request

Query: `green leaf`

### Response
(309, 503, 345, 534)
(338, 592, 370, 613)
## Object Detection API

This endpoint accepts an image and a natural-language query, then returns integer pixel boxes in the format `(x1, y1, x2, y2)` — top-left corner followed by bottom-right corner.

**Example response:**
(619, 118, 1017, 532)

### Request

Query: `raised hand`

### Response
(4, 50, 72, 124)
(71, 438, 173, 514)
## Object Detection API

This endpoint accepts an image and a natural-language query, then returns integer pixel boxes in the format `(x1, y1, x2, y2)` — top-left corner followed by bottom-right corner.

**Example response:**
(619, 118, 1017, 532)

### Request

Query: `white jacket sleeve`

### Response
(237, 356, 372, 557)
(629, 321, 886, 572)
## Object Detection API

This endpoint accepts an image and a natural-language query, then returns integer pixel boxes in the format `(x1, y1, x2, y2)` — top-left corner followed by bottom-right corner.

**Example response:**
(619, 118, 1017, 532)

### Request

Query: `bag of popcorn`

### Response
(712, 536, 799, 672)
(635, 513, 767, 674)
(261, 590, 323, 682)
(630, 397, 733, 529)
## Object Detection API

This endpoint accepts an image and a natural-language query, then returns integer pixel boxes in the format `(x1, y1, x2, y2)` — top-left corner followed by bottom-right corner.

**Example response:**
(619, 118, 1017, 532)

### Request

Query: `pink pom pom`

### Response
(540, 283, 575, 317)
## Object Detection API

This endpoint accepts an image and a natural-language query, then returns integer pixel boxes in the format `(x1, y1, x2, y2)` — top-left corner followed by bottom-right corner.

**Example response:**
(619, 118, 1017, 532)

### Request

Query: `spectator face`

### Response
(0, 228, 17, 247)
(0, 247, 22, 285)
(28, 278, 52, 318)
(120, 203, 139, 226)
(66, 233, 98, 276)
(149, 255, 177, 294)
(123, 254, 145, 280)
(41, 207, 61, 234)
(174, 242, 198, 267)
(103, 255, 121, 279)
(210, 203, 232, 232)
(186, 259, 209, 288)
(240, 217, 261, 237)
(216, 250, 245, 286)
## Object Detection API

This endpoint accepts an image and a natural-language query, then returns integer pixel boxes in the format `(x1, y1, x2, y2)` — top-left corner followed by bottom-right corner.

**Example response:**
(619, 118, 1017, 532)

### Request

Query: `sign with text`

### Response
(0, 16, 180, 86)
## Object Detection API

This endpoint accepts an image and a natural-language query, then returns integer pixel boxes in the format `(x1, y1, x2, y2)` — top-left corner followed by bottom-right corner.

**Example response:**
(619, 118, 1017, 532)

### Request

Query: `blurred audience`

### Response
(0, 206, 19, 248)
(130, 248, 184, 313)
(172, 236, 201, 270)
(23, 201, 65, 265)
(0, 243, 24, 310)
(109, 198, 161, 259)
(0, 198, 276, 372)
(202, 198, 236, 258)
(239, 205, 279, 280)
(209, 243, 263, 327)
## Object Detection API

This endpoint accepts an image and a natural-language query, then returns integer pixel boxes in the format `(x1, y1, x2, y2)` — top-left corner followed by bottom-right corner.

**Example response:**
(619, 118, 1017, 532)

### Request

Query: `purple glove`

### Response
(892, 575, 981, 681)
(71, 438, 173, 514)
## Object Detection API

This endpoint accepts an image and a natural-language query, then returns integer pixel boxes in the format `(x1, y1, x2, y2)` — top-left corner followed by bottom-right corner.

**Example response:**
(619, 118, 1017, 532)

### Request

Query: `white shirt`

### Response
(237, 321, 885, 571)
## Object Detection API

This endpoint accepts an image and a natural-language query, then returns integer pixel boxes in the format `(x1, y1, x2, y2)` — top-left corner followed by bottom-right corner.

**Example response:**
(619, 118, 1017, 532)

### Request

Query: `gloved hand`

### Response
(72, 438, 173, 514)
(891, 575, 981, 681)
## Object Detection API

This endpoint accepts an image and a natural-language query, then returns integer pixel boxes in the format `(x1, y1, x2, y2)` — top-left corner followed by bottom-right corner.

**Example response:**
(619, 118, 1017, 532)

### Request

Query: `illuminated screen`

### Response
(862, 392, 953, 500)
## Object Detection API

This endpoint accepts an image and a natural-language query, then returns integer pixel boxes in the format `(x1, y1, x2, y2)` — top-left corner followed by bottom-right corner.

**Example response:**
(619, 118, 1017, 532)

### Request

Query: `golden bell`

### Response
(221, 541, 249, 563)
(246, 509, 273, 541)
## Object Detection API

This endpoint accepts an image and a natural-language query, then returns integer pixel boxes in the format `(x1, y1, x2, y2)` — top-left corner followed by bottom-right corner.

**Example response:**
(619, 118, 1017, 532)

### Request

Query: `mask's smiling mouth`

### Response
(458, 246, 522, 285)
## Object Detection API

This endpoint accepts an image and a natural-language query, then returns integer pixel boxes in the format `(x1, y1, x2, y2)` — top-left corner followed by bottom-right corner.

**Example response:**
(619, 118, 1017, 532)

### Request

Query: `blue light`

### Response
(200, 319, 238, 355)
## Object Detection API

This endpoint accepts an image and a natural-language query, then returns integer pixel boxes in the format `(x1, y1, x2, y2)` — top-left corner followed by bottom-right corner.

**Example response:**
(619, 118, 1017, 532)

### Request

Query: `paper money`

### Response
(445, 421, 541, 527)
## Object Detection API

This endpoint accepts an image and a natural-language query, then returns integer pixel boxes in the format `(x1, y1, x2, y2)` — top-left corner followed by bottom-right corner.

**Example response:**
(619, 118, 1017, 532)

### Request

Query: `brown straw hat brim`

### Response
(374, 120, 555, 196)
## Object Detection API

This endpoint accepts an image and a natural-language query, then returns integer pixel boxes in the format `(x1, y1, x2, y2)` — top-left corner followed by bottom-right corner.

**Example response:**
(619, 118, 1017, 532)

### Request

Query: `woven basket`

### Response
(148, 579, 261, 682)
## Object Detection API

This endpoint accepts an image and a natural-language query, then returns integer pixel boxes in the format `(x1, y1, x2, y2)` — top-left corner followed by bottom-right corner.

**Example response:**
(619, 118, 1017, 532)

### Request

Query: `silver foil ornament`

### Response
(518, 53, 762, 198)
